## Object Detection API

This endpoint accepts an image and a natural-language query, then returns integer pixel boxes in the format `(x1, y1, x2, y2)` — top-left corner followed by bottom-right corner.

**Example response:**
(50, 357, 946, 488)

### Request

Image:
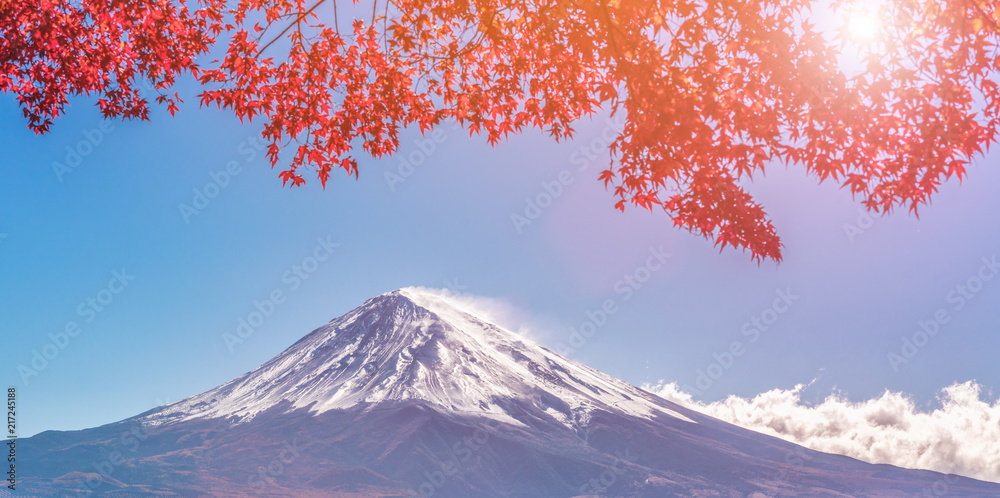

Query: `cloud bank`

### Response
(399, 286, 544, 342)
(644, 380, 1000, 483)
(399, 288, 1000, 483)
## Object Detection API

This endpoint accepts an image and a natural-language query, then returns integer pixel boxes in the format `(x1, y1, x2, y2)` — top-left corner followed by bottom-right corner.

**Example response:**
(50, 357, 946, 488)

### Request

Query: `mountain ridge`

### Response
(18, 288, 1000, 496)
(142, 288, 696, 430)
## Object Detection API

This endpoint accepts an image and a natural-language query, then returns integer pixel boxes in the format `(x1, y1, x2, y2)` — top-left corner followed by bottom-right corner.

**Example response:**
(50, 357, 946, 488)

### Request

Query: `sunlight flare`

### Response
(847, 8, 881, 43)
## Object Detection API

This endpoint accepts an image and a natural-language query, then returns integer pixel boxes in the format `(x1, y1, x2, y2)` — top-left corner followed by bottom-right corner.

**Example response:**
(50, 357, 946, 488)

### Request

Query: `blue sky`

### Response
(2, 77, 999, 440)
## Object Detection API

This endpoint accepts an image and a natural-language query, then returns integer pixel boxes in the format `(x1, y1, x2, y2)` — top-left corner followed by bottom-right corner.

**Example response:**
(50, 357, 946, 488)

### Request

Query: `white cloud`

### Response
(399, 286, 545, 343)
(644, 380, 1000, 483)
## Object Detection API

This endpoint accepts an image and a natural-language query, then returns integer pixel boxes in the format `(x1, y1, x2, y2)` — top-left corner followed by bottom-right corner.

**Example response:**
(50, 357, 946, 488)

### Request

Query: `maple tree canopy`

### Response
(3, 0, 999, 261)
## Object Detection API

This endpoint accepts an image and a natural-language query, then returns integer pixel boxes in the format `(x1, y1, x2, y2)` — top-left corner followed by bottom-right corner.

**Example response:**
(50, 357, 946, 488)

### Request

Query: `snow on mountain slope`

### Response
(143, 288, 695, 429)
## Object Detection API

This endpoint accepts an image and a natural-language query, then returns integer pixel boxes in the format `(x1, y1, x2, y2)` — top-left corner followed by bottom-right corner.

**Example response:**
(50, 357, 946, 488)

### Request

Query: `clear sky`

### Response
(2, 74, 999, 439)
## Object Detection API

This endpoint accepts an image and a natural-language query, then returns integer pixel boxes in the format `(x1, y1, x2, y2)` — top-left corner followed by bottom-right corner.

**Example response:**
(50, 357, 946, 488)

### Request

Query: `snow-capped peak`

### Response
(143, 289, 695, 428)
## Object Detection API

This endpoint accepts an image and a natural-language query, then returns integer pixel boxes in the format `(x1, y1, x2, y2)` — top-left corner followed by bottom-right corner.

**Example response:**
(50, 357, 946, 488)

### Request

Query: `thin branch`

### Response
(259, 0, 329, 54)
(334, 0, 340, 34)
(970, 0, 1000, 34)
(383, 0, 390, 54)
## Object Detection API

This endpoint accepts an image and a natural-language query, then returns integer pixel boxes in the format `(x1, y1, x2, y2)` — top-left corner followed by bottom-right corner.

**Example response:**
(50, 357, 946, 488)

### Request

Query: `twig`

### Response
(259, 0, 329, 54)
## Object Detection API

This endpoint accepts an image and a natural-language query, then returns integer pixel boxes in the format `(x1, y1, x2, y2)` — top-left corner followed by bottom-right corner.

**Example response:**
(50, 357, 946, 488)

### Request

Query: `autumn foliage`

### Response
(4, 0, 1000, 261)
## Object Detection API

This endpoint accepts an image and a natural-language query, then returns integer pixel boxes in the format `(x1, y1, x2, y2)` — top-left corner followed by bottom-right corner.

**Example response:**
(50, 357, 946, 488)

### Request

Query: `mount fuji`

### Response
(19, 288, 1000, 496)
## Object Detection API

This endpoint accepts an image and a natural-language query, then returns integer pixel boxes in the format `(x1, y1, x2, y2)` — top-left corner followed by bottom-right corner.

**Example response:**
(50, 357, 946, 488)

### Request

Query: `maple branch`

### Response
(969, 0, 1000, 34)
(884, 1, 945, 89)
(382, 0, 389, 54)
(334, 0, 340, 34)
(420, 9, 496, 61)
(259, 0, 328, 54)
(597, 1, 640, 100)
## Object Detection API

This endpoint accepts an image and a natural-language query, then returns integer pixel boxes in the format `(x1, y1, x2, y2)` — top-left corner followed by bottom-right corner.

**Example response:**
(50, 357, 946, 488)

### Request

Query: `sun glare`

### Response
(847, 9, 881, 44)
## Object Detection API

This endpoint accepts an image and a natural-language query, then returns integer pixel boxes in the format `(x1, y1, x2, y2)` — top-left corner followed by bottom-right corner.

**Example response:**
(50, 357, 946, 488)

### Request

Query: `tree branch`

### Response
(259, 0, 329, 54)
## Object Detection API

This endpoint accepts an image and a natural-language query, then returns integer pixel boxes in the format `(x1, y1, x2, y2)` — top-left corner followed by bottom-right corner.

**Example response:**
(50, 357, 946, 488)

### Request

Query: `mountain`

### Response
(142, 288, 697, 431)
(19, 288, 1000, 496)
